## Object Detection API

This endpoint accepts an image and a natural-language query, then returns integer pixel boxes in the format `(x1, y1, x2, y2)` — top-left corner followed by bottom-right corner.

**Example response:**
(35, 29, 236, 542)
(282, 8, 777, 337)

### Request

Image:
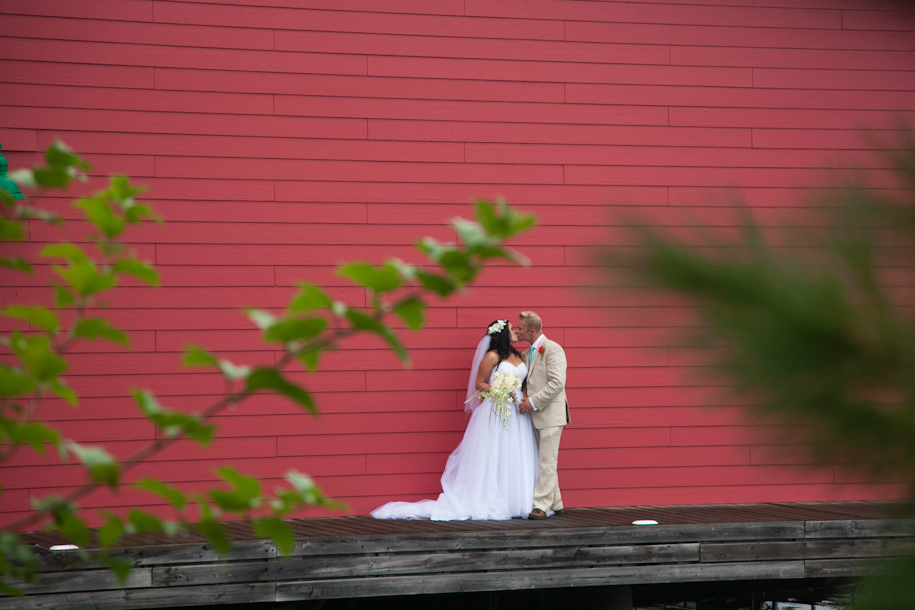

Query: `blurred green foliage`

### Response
(615, 130, 915, 609)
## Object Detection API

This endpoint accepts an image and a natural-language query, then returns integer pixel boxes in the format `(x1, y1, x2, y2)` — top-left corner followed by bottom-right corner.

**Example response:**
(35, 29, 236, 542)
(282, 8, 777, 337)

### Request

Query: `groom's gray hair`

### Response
(519, 311, 542, 332)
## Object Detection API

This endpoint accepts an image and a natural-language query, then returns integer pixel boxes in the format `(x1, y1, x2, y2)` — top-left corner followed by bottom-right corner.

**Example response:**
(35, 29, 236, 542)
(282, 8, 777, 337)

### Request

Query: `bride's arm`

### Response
(475, 352, 498, 391)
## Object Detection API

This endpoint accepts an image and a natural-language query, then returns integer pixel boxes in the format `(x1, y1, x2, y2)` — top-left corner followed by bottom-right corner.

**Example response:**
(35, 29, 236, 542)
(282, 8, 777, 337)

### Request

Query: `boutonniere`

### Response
(538, 345, 545, 360)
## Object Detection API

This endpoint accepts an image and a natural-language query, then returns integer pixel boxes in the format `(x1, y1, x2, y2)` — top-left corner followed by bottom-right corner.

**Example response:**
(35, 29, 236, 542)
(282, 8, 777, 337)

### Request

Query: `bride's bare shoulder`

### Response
(481, 351, 499, 364)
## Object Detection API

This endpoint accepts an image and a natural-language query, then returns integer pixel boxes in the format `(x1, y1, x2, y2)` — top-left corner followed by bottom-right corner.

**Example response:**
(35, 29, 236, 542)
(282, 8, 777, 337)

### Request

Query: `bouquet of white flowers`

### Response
(466, 370, 521, 431)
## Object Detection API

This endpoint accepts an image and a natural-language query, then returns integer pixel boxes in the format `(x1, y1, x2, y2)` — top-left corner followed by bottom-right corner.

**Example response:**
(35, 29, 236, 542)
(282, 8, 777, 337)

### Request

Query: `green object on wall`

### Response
(0, 143, 25, 199)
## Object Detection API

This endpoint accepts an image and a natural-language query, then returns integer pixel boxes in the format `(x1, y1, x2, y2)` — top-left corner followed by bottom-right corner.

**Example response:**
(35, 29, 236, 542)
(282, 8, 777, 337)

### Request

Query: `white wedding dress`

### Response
(371, 359, 540, 520)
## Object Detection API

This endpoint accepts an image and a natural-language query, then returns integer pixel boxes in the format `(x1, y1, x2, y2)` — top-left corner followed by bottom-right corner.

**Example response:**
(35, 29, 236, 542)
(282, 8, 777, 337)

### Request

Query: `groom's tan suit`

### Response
(523, 336, 570, 514)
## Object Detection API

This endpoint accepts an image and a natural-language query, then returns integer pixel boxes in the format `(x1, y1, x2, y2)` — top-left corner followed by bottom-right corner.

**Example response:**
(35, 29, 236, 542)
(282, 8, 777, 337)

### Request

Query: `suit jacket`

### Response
(522, 336, 570, 429)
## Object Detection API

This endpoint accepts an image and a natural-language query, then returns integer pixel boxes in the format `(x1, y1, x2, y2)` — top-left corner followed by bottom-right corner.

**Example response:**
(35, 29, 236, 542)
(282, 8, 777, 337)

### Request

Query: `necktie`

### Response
(530, 345, 536, 360)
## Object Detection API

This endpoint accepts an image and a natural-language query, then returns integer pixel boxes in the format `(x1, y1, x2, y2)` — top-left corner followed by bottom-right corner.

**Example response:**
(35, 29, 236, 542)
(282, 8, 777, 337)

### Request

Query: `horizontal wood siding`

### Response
(1, 0, 912, 524)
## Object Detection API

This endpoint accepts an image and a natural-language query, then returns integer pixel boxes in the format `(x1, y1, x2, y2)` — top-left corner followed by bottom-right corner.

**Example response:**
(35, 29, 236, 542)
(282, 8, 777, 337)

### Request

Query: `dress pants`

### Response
(533, 425, 563, 512)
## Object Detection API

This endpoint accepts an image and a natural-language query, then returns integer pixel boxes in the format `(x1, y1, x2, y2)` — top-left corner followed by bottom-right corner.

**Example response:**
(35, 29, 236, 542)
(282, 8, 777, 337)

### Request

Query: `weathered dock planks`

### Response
(4, 502, 912, 609)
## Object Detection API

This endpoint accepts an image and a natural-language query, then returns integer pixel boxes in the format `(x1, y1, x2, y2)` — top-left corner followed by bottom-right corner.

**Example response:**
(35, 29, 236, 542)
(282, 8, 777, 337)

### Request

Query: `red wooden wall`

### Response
(1, 0, 913, 526)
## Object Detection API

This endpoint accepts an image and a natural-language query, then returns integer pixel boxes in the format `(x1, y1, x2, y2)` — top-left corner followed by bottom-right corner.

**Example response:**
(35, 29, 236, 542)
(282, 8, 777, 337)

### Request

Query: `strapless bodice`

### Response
(491, 360, 527, 384)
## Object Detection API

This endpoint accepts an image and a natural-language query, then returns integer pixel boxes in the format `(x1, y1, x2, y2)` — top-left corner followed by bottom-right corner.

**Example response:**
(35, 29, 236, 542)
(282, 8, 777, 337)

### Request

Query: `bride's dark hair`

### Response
(486, 320, 522, 366)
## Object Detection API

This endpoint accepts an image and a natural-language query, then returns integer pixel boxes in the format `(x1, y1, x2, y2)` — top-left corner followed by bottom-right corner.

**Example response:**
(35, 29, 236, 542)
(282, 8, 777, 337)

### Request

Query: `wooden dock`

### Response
(5, 501, 913, 609)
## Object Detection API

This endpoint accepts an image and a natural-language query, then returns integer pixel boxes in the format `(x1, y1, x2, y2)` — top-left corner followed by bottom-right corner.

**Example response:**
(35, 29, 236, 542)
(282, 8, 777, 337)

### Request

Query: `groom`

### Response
(516, 311, 570, 520)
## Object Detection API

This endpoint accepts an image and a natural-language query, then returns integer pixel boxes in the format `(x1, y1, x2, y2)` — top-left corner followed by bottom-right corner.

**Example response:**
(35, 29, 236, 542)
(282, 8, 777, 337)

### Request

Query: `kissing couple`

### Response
(372, 311, 571, 521)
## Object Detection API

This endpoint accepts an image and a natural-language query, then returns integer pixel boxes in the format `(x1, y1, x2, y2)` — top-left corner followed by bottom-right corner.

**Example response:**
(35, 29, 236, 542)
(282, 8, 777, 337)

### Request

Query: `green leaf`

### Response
(75, 197, 124, 238)
(113, 259, 158, 286)
(330, 301, 348, 317)
(125, 204, 162, 225)
(133, 390, 215, 445)
(437, 250, 475, 282)
(210, 468, 261, 513)
(338, 262, 403, 293)
(218, 360, 251, 381)
(492, 245, 530, 267)
(277, 470, 344, 511)
(184, 346, 250, 380)
(50, 379, 78, 406)
(73, 318, 130, 345)
(6, 422, 61, 454)
(9, 332, 67, 381)
(98, 513, 125, 550)
(54, 285, 74, 308)
(289, 284, 332, 312)
(182, 344, 219, 368)
(388, 259, 416, 281)
(0, 218, 25, 241)
(474, 199, 500, 234)
(286, 471, 318, 497)
(133, 389, 163, 417)
(264, 318, 327, 343)
(45, 140, 86, 166)
(102, 177, 160, 227)
(198, 520, 232, 555)
(53, 504, 91, 548)
(159, 405, 212, 445)
(0, 581, 25, 597)
(43, 248, 115, 296)
(196, 502, 231, 555)
(103, 556, 133, 583)
(67, 443, 119, 488)
(6, 306, 58, 333)
(56, 261, 117, 296)
(219, 468, 261, 499)
(246, 309, 276, 330)
(98, 241, 126, 257)
(474, 198, 537, 238)
(0, 531, 37, 595)
(416, 236, 447, 262)
(127, 509, 164, 533)
(16, 204, 62, 225)
(106, 175, 144, 201)
(346, 310, 408, 363)
(0, 530, 38, 585)
(245, 368, 316, 413)
(0, 257, 31, 273)
(40, 243, 89, 265)
(136, 479, 187, 510)
(253, 517, 294, 557)
(453, 218, 488, 251)
(185, 346, 251, 384)
(0, 186, 13, 208)
(0, 365, 36, 398)
(8, 168, 36, 189)
(393, 298, 425, 331)
(415, 271, 457, 298)
(31, 495, 63, 513)
(480, 198, 536, 237)
(104, 176, 147, 214)
(344, 309, 381, 332)
(297, 348, 322, 372)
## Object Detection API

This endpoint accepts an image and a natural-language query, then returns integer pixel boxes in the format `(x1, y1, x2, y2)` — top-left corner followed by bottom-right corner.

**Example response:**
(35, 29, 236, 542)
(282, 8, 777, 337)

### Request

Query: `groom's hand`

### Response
(518, 398, 533, 414)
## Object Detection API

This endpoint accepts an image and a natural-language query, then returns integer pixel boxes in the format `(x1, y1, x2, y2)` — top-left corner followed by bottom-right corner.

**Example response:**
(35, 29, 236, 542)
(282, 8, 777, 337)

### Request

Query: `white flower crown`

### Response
(487, 320, 507, 335)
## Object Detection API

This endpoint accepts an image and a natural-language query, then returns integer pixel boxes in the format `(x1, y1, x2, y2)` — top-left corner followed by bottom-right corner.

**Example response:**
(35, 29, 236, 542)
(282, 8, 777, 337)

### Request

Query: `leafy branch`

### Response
(0, 142, 536, 594)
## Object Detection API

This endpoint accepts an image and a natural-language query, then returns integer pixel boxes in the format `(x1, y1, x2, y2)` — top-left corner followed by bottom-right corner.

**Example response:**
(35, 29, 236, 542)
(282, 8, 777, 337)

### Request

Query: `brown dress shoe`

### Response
(553, 509, 564, 516)
(529, 508, 547, 520)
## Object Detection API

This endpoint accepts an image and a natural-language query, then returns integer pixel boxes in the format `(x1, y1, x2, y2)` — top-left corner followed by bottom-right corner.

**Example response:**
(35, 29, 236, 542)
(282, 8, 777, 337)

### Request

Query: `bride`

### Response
(371, 319, 540, 520)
